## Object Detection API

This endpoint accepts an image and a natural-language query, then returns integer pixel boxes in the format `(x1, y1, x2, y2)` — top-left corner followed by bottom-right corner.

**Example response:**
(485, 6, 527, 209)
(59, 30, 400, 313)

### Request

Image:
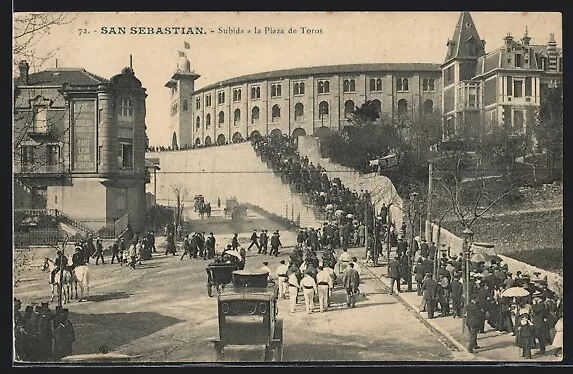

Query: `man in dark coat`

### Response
(396, 237, 408, 258)
(387, 256, 401, 295)
(466, 294, 484, 353)
(476, 282, 491, 333)
(231, 233, 240, 251)
(421, 273, 439, 319)
(531, 293, 550, 353)
(25, 305, 43, 361)
(342, 262, 360, 308)
(259, 230, 268, 255)
(247, 230, 260, 252)
(52, 309, 75, 361)
(270, 231, 282, 257)
(450, 273, 464, 318)
(419, 238, 429, 258)
(414, 258, 426, 296)
(110, 241, 120, 264)
(94, 238, 105, 265)
(37, 306, 53, 361)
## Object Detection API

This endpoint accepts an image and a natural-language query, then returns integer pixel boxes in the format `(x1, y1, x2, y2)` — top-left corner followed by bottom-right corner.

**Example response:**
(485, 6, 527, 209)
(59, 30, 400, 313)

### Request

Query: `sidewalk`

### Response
(342, 246, 561, 363)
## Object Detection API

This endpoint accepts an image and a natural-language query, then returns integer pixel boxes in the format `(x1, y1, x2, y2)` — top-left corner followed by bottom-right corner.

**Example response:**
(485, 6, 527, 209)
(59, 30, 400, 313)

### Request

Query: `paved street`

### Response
(14, 207, 461, 363)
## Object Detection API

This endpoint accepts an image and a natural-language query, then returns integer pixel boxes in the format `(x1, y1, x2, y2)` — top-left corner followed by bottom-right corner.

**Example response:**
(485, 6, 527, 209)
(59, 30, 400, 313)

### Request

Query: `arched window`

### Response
(272, 104, 281, 122)
(397, 99, 408, 116)
(344, 100, 355, 118)
(294, 103, 304, 121)
(424, 99, 433, 115)
(196, 116, 200, 130)
(256, 87, 261, 98)
(318, 81, 324, 93)
(271, 85, 276, 97)
(343, 80, 349, 92)
(349, 79, 355, 92)
(205, 136, 212, 146)
(372, 99, 381, 115)
(251, 106, 260, 123)
(403, 78, 409, 91)
(324, 81, 330, 93)
(369, 79, 376, 92)
(234, 109, 240, 126)
(206, 113, 211, 129)
(218, 111, 225, 125)
(319, 101, 329, 119)
(293, 83, 299, 95)
(195, 138, 201, 145)
(299, 82, 305, 95)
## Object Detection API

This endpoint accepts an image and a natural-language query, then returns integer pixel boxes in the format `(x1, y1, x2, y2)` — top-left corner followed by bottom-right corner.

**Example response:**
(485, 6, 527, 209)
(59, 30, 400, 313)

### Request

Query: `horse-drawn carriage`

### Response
(206, 251, 245, 297)
(194, 195, 205, 212)
(212, 271, 283, 361)
(224, 198, 248, 220)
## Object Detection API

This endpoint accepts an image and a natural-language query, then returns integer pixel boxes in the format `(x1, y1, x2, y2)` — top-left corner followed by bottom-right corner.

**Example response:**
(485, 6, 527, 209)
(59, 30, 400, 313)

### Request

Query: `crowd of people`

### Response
(14, 299, 75, 362)
(147, 137, 249, 153)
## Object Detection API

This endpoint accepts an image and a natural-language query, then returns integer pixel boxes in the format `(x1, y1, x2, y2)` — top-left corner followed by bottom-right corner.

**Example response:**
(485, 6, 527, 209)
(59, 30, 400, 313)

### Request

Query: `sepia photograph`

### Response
(12, 10, 564, 365)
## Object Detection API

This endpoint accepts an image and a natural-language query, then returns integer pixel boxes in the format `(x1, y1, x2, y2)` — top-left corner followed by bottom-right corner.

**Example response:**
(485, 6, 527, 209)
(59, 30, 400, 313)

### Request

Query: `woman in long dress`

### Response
(552, 317, 563, 357)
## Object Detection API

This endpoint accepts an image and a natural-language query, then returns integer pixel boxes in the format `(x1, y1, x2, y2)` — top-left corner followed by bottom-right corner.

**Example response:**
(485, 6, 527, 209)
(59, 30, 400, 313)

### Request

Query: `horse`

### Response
(70, 264, 90, 302)
(42, 257, 72, 304)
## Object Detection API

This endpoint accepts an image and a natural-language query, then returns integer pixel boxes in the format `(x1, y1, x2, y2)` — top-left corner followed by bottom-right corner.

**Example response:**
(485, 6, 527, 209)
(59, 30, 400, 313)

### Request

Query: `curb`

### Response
(359, 259, 487, 361)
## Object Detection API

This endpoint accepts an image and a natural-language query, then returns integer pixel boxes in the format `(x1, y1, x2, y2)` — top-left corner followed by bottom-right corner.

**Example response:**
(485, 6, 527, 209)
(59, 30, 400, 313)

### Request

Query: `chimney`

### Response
(522, 26, 531, 46)
(504, 33, 514, 48)
(18, 60, 29, 84)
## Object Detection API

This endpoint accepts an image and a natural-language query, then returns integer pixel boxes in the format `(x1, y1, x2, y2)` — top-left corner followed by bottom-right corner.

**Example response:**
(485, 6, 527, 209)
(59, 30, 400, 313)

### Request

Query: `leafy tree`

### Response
(346, 100, 380, 127)
(535, 83, 563, 179)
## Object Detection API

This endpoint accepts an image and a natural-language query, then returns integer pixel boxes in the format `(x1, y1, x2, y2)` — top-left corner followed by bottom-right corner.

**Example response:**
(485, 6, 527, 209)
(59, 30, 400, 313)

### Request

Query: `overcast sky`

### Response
(13, 11, 562, 146)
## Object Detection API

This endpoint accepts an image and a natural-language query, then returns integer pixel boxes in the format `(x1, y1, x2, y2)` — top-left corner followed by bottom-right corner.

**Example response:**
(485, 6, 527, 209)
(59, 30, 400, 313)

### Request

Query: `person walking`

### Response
(288, 270, 301, 313)
(343, 262, 360, 308)
(52, 309, 75, 361)
(466, 294, 484, 353)
(388, 256, 401, 295)
(247, 230, 260, 252)
(270, 231, 282, 257)
(231, 233, 239, 251)
(300, 272, 318, 314)
(275, 260, 289, 299)
(517, 315, 535, 359)
(258, 230, 268, 255)
(316, 265, 333, 312)
(94, 238, 105, 265)
(180, 234, 192, 260)
(110, 241, 120, 264)
(421, 273, 439, 319)
(119, 237, 126, 265)
(531, 292, 550, 354)
(37, 305, 54, 361)
(128, 242, 137, 269)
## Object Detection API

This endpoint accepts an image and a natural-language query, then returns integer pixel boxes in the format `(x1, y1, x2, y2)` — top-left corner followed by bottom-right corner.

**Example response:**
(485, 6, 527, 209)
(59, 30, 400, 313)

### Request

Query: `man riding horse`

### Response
(50, 250, 68, 285)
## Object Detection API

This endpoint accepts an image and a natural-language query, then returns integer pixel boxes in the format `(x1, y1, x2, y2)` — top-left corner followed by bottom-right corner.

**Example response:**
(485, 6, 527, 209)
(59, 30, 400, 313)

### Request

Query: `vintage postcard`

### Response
(13, 11, 564, 365)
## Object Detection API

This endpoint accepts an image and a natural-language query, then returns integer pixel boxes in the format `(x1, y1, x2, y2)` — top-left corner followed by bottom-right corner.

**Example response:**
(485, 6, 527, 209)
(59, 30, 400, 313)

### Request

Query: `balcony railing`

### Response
(14, 163, 65, 174)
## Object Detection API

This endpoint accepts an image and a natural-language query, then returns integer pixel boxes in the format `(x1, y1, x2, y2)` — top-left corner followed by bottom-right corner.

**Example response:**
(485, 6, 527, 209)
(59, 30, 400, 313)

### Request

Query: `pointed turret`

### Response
(444, 12, 486, 64)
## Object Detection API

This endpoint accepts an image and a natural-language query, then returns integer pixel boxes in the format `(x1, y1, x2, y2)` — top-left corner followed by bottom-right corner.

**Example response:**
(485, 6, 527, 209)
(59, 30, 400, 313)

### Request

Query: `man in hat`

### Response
(25, 305, 43, 361)
(270, 231, 282, 257)
(37, 304, 54, 361)
(316, 264, 333, 312)
(259, 229, 268, 255)
(206, 233, 216, 260)
(466, 293, 484, 353)
(231, 233, 239, 251)
(119, 237, 126, 265)
(50, 250, 68, 285)
(287, 265, 301, 313)
(247, 229, 260, 252)
(299, 271, 318, 314)
(419, 238, 429, 258)
(387, 256, 401, 295)
(239, 247, 247, 267)
(94, 237, 105, 265)
(110, 240, 120, 264)
(531, 291, 550, 354)
(14, 298, 27, 361)
(71, 246, 85, 269)
(342, 262, 360, 308)
(396, 237, 408, 258)
(52, 309, 75, 361)
(476, 281, 491, 333)
(450, 273, 463, 318)
(338, 248, 351, 274)
(275, 260, 289, 299)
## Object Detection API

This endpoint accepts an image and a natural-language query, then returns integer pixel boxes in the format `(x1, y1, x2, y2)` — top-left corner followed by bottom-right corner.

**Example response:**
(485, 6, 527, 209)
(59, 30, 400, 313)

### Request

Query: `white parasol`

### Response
(223, 250, 243, 260)
(501, 286, 530, 298)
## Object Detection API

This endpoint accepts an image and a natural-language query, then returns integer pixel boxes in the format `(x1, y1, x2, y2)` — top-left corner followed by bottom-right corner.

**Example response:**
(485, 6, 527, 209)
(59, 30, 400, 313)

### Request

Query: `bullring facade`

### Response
(166, 60, 442, 148)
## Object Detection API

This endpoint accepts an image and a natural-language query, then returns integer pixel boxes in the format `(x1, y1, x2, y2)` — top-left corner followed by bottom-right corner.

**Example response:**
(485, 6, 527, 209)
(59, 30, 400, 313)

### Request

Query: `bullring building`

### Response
(166, 12, 562, 149)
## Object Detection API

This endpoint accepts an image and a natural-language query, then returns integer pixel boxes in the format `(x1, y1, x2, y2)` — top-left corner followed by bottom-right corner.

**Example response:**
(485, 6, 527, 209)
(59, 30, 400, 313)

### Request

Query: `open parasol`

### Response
(223, 250, 243, 260)
(346, 213, 354, 219)
(470, 253, 490, 263)
(501, 286, 530, 298)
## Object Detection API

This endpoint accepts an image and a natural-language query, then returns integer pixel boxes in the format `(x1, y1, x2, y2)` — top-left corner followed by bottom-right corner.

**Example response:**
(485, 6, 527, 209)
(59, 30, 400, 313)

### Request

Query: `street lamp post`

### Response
(407, 191, 418, 292)
(461, 227, 474, 336)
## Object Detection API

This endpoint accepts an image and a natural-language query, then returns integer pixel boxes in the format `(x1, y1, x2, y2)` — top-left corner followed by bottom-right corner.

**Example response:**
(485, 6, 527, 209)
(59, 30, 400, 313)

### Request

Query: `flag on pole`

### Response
(184, 41, 191, 49)
(178, 51, 186, 58)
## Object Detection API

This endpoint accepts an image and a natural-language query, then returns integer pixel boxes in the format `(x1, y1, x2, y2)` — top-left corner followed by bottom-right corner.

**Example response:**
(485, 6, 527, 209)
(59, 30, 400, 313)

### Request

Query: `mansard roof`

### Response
(15, 68, 109, 87)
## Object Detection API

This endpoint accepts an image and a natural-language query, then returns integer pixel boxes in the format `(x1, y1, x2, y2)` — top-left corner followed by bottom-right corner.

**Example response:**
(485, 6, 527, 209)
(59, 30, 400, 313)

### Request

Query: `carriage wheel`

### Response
(207, 272, 215, 297)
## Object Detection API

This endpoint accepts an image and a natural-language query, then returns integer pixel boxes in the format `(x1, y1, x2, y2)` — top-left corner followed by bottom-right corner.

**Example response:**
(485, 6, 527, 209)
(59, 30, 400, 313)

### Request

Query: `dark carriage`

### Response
(206, 262, 241, 297)
(212, 271, 283, 362)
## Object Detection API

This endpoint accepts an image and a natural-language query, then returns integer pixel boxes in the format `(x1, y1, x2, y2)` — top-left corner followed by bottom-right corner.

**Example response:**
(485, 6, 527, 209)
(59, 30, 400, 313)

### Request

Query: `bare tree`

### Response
(172, 185, 188, 240)
(13, 12, 77, 73)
